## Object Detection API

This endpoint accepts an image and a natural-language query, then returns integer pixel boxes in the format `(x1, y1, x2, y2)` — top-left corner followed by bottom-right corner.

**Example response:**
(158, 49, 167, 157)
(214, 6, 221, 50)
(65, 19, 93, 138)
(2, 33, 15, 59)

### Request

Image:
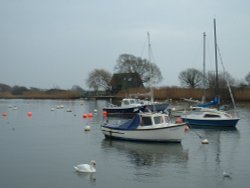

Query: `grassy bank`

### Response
(1, 87, 250, 102)
(117, 87, 250, 102)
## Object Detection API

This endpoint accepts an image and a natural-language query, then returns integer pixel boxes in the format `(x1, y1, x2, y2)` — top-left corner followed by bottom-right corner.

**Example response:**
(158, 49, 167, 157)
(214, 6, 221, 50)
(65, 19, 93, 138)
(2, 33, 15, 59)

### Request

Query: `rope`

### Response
(217, 45, 238, 116)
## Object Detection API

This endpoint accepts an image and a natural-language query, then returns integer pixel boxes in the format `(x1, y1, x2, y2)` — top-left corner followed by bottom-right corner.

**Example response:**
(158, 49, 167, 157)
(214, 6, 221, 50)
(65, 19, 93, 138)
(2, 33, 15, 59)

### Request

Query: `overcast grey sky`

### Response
(0, 0, 249, 89)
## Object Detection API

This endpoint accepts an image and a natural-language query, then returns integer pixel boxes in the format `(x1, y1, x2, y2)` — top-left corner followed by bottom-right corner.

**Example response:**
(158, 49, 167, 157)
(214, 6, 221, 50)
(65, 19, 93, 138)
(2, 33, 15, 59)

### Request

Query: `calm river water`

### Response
(0, 99, 250, 188)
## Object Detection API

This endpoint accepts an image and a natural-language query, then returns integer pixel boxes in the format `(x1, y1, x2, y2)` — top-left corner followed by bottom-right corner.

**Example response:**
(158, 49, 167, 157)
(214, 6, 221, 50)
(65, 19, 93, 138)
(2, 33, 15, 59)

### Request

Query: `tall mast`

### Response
(147, 32, 154, 103)
(202, 32, 206, 103)
(213, 18, 219, 96)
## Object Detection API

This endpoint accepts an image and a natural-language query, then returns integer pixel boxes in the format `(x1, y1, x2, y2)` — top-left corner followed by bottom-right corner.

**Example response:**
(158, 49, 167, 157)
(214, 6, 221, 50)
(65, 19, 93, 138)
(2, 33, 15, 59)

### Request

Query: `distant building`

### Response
(110, 73, 144, 94)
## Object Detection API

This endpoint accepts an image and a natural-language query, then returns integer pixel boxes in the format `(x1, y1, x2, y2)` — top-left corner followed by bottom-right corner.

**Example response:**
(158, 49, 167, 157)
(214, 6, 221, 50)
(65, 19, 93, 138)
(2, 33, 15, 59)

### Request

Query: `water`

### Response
(0, 99, 250, 188)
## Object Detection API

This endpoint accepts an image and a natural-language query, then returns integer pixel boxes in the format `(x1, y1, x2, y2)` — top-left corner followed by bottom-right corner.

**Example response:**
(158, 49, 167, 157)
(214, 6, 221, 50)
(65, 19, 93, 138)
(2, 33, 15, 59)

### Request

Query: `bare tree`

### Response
(86, 69, 112, 91)
(207, 71, 235, 89)
(114, 54, 163, 86)
(245, 72, 250, 86)
(178, 68, 203, 88)
(71, 85, 84, 92)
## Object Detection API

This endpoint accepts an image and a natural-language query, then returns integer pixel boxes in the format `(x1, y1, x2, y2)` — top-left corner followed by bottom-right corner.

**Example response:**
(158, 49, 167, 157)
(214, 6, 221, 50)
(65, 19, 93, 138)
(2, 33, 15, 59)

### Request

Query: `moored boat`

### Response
(181, 107, 240, 128)
(101, 112, 188, 142)
(103, 98, 146, 116)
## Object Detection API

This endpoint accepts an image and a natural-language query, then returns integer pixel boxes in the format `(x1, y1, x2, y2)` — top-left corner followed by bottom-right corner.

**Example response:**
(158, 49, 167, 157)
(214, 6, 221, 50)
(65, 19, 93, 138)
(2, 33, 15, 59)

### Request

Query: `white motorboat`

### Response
(181, 107, 240, 127)
(101, 112, 188, 143)
(103, 98, 146, 116)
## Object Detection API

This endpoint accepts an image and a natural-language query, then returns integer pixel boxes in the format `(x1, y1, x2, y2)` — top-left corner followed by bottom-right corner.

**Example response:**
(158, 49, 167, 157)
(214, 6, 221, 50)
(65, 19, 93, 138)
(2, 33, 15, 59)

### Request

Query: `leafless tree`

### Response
(178, 68, 203, 88)
(114, 54, 163, 86)
(245, 72, 250, 86)
(86, 69, 112, 91)
(207, 71, 235, 89)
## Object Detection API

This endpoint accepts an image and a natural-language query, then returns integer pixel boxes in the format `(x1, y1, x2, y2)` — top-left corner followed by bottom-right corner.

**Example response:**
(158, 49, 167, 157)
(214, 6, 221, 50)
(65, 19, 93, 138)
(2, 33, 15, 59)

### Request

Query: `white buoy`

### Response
(223, 170, 232, 179)
(66, 109, 72, 112)
(202, 139, 209, 144)
(84, 125, 91, 131)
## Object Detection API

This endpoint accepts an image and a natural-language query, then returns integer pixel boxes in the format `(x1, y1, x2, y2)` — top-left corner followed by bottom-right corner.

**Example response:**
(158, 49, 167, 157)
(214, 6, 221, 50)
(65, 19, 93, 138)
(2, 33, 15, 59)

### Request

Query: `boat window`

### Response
(141, 117, 152, 126)
(123, 100, 129, 105)
(154, 116, 162, 124)
(204, 114, 220, 118)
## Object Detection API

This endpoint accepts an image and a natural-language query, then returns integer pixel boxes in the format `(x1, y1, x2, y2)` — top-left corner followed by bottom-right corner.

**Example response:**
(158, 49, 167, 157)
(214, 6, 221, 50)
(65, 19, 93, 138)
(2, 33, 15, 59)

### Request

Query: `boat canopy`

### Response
(197, 96, 221, 108)
(103, 114, 140, 130)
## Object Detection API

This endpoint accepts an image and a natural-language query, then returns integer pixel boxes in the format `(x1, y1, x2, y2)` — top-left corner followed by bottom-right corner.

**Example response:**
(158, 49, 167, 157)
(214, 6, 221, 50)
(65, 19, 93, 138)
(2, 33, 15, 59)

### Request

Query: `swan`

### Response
(74, 160, 96, 173)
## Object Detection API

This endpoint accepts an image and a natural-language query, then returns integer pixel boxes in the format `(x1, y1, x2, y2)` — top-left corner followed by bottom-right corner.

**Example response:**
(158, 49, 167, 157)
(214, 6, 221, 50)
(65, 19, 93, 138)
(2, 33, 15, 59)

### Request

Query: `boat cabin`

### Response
(140, 113, 167, 126)
(121, 98, 142, 107)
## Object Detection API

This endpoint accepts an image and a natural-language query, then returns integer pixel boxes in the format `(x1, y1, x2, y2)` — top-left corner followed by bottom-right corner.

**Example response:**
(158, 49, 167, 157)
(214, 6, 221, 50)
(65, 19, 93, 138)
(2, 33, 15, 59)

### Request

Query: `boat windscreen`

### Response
(104, 114, 140, 130)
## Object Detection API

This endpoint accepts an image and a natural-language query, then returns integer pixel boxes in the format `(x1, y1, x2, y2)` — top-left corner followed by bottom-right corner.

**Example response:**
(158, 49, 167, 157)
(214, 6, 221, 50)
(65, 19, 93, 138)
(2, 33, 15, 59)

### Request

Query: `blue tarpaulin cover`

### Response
(103, 114, 140, 130)
(197, 96, 221, 108)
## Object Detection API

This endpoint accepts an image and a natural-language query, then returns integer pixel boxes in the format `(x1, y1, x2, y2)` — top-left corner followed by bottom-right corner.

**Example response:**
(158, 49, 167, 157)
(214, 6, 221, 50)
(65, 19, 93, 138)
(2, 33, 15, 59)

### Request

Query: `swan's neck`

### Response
(90, 165, 95, 171)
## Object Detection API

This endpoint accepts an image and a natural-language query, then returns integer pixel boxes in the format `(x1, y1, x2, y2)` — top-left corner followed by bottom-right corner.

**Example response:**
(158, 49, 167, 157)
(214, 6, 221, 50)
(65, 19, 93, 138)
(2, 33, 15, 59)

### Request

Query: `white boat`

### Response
(181, 107, 240, 127)
(181, 20, 240, 128)
(101, 112, 188, 143)
(103, 98, 146, 116)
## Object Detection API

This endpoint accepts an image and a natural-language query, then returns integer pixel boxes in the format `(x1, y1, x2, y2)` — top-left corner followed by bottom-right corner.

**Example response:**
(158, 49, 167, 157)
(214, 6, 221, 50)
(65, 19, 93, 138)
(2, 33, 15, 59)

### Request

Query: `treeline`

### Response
(1, 83, 250, 102)
(0, 83, 85, 99)
(115, 86, 250, 102)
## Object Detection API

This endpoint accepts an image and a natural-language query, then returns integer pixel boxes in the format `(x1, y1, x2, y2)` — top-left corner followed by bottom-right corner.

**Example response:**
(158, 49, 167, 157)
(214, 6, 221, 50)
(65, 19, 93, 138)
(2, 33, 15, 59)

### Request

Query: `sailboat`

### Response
(102, 33, 168, 117)
(139, 32, 169, 112)
(181, 19, 240, 128)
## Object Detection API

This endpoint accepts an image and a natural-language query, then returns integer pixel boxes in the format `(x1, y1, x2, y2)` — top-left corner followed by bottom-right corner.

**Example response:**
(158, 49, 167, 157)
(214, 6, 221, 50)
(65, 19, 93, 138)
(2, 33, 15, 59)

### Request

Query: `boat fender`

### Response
(184, 125, 189, 133)
(176, 117, 183, 124)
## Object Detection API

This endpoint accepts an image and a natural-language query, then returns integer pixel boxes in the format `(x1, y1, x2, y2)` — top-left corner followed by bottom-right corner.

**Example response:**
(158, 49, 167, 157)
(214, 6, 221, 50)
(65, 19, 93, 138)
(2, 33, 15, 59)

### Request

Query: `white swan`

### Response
(74, 160, 96, 173)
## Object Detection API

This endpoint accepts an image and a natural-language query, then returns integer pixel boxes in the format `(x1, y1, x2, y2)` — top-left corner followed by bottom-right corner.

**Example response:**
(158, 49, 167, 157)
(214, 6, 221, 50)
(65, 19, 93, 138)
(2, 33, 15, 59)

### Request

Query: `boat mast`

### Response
(147, 32, 154, 103)
(213, 18, 219, 96)
(202, 32, 206, 103)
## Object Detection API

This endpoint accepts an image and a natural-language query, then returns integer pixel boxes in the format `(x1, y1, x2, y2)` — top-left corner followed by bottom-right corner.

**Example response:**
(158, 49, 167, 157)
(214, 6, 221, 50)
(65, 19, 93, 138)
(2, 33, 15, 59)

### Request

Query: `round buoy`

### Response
(88, 113, 93, 118)
(27, 112, 33, 117)
(202, 139, 209, 144)
(83, 113, 87, 118)
(175, 117, 183, 124)
(103, 111, 108, 117)
(2, 112, 7, 117)
(84, 125, 91, 131)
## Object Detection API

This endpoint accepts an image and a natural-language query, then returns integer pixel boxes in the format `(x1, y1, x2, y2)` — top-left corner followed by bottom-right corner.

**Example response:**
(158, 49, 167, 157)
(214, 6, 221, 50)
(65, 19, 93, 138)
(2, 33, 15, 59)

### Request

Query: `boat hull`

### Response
(101, 123, 187, 143)
(103, 106, 146, 116)
(181, 117, 240, 127)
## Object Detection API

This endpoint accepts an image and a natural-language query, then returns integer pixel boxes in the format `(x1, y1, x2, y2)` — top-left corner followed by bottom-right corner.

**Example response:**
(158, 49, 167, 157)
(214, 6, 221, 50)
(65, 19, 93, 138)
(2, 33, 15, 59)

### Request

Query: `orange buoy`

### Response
(27, 112, 33, 117)
(175, 117, 183, 124)
(2, 112, 7, 117)
(83, 113, 87, 118)
(103, 111, 108, 117)
(88, 113, 93, 118)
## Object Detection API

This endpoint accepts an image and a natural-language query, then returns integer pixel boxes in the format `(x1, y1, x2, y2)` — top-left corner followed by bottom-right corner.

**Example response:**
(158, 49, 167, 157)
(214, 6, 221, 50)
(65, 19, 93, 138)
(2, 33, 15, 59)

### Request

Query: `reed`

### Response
(1, 87, 250, 101)
(116, 87, 250, 102)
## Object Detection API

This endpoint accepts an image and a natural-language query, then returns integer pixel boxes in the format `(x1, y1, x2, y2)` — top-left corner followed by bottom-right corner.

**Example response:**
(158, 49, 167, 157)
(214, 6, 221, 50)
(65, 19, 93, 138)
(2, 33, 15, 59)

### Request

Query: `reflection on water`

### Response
(1, 99, 250, 188)
(102, 139, 189, 167)
(186, 126, 241, 187)
(74, 171, 97, 185)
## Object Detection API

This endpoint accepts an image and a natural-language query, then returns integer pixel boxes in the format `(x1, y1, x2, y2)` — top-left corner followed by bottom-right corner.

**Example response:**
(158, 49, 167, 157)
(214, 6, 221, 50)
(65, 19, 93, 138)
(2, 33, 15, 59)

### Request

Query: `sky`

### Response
(0, 0, 249, 90)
